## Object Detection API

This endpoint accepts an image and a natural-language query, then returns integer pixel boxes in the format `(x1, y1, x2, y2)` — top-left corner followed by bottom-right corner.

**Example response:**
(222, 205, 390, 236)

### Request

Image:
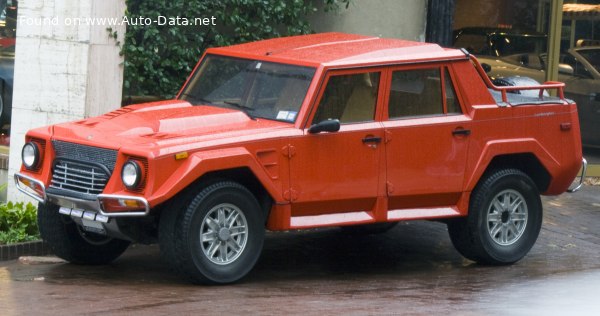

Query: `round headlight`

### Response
(22, 142, 40, 169)
(122, 160, 142, 189)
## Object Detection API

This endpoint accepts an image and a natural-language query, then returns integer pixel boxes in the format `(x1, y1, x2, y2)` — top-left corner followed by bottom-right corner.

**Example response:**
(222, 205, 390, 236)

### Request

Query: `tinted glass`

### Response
(181, 55, 315, 122)
(313, 72, 380, 124)
(388, 68, 443, 118)
(444, 68, 462, 114)
(576, 49, 600, 74)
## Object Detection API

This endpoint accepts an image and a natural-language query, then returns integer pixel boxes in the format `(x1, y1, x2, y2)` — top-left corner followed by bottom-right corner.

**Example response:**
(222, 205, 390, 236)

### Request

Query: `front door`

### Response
(289, 70, 385, 227)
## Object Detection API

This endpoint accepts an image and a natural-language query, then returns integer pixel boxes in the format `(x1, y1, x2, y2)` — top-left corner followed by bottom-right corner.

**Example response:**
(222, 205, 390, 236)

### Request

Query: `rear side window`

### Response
(388, 67, 462, 119)
(444, 68, 461, 114)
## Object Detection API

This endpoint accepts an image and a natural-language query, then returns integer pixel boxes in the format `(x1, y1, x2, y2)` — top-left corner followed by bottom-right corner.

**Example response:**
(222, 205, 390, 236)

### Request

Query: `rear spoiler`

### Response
(469, 55, 566, 103)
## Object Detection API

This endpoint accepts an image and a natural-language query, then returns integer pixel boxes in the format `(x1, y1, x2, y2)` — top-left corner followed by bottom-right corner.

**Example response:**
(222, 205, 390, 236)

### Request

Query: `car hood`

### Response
(51, 100, 293, 153)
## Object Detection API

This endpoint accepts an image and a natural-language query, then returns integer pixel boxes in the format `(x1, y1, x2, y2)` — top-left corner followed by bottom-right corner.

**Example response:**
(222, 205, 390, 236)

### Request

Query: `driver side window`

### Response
(312, 72, 380, 124)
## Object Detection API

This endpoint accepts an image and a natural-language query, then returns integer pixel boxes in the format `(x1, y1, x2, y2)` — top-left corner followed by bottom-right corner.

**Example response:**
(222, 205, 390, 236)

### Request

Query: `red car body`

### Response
(15, 33, 585, 284)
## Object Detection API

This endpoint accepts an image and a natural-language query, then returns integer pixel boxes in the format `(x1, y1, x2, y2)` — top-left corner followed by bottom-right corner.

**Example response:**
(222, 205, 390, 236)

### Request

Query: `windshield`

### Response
(180, 55, 316, 122)
(576, 49, 600, 74)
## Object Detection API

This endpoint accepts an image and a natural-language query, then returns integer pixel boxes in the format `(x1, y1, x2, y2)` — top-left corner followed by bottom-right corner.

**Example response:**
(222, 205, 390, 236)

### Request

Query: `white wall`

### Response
(309, 0, 427, 41)
(7, 0, 126, 202)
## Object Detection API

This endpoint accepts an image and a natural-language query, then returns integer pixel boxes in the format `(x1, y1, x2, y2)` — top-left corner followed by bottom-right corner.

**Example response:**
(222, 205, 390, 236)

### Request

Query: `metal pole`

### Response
(537, 0, 546, 33)
(546, 0, 564, 84)
(569, 0, 577, 48)
(425, 0, 456, 46)
(570, 20, 576, 48)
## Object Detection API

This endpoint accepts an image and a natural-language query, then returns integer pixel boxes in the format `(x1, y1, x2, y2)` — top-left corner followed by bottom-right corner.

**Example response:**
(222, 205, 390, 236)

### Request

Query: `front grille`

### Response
(52, 140, 118, 172)
(50, 160, 110, 195)
(50, 141, 118, 195)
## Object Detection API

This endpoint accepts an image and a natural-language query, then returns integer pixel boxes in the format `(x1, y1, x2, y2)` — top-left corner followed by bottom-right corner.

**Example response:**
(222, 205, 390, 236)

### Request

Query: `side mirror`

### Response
(481, 63, 492, 73)
(559, 64, 574, 76)
(308, 119, 340, 134)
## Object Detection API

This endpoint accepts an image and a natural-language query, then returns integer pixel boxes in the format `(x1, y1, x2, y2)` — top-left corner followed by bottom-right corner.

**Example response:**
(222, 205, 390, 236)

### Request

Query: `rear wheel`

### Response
(38, 203, 130, 264)
(169, 181, 265, 284)
(447, 169, 542, 264)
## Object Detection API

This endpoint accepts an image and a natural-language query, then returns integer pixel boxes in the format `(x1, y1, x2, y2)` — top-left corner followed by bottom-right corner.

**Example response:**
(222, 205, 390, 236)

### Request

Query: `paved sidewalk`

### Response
(0, 186, 599, 315)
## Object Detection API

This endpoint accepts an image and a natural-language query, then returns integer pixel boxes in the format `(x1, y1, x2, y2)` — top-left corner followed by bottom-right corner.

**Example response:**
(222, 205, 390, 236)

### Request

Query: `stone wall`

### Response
(309, 0, 427, 41)
(7, 0, 126, 202)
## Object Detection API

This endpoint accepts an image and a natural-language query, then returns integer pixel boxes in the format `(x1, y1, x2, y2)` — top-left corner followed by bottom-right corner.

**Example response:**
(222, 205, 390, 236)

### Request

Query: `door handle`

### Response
(452, 128, 471, 136)
(362, 136, 382, 144)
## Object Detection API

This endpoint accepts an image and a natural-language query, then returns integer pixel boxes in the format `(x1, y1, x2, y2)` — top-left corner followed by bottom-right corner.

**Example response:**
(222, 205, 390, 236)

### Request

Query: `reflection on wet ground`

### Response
(1, 186, 599, 315)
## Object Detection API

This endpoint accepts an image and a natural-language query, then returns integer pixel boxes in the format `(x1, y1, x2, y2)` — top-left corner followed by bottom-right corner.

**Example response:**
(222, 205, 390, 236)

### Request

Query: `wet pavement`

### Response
(1, 186, 600, 315)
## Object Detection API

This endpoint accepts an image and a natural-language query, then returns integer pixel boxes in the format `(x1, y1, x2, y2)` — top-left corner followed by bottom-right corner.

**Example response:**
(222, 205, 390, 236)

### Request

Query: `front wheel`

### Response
(447, 169, 542, 264)
(38, 203, 130, 264)
(170, 181, 265, 284)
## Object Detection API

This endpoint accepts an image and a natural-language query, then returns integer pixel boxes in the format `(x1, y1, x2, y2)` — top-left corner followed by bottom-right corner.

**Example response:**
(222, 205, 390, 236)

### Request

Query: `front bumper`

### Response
(15, 172, 150, 217)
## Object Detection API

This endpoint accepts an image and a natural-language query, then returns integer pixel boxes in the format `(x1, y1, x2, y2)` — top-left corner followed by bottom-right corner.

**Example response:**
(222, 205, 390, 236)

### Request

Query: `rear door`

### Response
(382, 64, 471, 216)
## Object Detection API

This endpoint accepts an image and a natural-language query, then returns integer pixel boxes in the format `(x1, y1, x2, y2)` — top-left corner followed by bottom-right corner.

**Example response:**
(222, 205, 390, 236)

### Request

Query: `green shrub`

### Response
(123, 0, 351, 99)
(0, 202, 39, 245)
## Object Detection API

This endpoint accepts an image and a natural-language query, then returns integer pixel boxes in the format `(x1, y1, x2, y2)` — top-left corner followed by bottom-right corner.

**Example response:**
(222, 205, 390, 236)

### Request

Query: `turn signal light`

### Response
(175, 151, 189, 160)
(99, 197, 145, 212)
(15, 174, 46, 202)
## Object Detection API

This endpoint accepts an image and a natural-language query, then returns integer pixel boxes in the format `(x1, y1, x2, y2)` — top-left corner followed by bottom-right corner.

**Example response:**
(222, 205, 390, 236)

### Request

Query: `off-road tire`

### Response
(158, 185, 200, 271)
(38, 202, 130, 264)
(170, 181, 265, 284)
(158, 200, 180, 269)
(447, 169, 542, 265)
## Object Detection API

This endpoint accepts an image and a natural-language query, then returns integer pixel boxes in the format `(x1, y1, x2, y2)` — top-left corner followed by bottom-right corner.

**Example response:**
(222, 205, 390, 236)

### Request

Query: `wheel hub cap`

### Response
(218, 227, 231, 241)
(199, 203, 248, 265)
(501, 211, 510, 223)
(486, 189, 528, 246)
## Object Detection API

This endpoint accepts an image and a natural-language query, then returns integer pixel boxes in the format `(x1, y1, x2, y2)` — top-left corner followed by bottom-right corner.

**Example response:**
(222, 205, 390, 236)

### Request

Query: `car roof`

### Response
(206, 32, 467, 68)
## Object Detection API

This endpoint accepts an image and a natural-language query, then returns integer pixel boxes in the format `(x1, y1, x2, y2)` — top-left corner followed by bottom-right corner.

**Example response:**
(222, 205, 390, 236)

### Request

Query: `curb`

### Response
(586, 164, 600, 177)
(0, 240, 53, 261)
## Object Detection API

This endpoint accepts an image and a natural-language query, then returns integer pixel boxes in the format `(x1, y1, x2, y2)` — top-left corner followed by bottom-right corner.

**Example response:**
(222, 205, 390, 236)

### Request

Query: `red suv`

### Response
(16, 33, 585, 284)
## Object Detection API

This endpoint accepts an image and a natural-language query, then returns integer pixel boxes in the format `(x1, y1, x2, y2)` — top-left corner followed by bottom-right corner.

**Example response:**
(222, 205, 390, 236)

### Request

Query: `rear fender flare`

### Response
(465, 139, 558, 192)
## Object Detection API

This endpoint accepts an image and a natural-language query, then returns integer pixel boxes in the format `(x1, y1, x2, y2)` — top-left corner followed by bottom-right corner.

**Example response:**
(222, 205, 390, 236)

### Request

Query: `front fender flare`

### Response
(149, 147, 283, 207)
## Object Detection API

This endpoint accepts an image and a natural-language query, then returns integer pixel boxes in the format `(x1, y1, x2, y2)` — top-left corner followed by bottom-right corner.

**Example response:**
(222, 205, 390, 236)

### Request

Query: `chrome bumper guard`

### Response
(14, 173, 47, 203)
(15, 172, 150, 217)
(567, 158, 587, 193)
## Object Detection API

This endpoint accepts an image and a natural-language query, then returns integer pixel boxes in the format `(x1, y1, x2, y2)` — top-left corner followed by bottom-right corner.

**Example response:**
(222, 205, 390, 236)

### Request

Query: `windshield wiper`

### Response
(180, 93, 214, 105)
(223, 101, 256, 120)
